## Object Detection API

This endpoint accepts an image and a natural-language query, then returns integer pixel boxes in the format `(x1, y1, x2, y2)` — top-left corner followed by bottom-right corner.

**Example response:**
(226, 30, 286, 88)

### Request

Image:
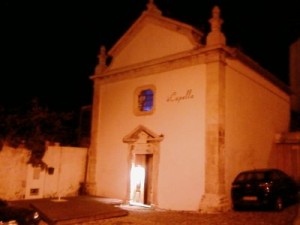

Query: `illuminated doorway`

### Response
(130, 154, 153, 205)
(123, 125, 164, 207)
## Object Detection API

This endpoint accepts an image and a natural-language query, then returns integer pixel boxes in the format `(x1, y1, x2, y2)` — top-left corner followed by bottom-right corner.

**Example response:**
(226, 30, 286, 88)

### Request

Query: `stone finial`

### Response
(210, 6, 223, 32)
(98, 45, 107, 72)
(206, 6, 226, 46)
(146, 0, 162, 15)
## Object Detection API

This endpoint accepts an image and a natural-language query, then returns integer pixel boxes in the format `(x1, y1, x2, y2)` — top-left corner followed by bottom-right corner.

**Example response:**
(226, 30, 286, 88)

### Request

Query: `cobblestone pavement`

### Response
(74, 203, 299, 225)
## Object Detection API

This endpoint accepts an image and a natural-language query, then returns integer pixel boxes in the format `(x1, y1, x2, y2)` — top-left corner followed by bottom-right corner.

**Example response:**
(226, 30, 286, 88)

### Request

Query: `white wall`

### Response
(25, 166, 46, 199)
(0, 146, 30, 200)
(42, 146, 87, 198)
(0, 145, 87, 200)
(95, 64, 206, 210)
(224, 59, 290, 197)
(110, 23, 197, 69)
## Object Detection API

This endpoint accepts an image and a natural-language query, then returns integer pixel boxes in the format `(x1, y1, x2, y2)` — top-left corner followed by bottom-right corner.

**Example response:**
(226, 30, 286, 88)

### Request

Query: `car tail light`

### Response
(232, 183, 240, 188)
(259, 182, 272, 192)
(33, 211, 40, 220)
(0, 220, 19, 225)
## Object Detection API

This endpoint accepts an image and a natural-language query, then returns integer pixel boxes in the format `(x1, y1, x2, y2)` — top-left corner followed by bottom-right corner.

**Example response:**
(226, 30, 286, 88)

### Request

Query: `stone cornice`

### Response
(90, 46, 231, 84)
(91, 45, 291, 95)
(91, 47, 208, 84)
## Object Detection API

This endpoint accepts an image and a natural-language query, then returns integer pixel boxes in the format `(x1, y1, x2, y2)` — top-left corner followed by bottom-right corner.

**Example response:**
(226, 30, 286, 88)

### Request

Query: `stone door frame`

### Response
(123, 125, 164, 207)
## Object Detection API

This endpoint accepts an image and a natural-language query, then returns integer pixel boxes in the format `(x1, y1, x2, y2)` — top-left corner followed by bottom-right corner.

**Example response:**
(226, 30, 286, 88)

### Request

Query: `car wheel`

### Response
(274, 196, 284, 211)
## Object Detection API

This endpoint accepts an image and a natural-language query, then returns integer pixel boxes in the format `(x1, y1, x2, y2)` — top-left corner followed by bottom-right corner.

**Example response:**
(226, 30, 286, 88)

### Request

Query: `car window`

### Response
(255, 172, 265, 181)
(234, 173, 245, 182)
(234, 172, 266, 182)
(278, 170, 290, 179)
(270, 171, 281, 180)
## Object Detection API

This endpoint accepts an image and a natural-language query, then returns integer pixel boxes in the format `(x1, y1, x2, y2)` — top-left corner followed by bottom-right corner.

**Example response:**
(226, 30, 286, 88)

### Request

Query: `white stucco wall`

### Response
(110, 23, 197, 69)
(0, 146, 30, 200)
(95, 64, 206, 210)
(42, 146, 87, 198)
(0, 145, 88, 200)
(224, 59, 290, 198)
(25, 166, 46, 199)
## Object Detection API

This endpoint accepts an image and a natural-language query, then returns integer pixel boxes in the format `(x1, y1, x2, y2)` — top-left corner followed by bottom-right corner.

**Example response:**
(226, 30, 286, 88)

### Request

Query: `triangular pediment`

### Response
(104, 4, 203, 71)
(123, 125, 164, 143)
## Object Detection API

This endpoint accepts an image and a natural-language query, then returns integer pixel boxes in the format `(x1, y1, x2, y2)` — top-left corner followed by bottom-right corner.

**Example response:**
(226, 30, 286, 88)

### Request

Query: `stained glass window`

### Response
(138, 89, 154, 112)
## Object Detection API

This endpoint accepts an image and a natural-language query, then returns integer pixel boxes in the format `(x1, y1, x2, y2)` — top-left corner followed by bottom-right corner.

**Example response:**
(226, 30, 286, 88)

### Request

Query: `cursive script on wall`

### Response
(167, 89, 194, 103)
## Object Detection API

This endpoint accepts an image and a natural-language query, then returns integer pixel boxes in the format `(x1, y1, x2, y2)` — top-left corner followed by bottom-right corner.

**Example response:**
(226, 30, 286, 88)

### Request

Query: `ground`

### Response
(71, 204, 298, 225)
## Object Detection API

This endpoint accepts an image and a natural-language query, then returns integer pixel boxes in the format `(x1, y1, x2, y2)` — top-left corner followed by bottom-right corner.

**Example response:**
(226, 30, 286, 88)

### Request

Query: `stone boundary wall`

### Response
(0, 145, 88, 200)
(0, 146, 31, 200)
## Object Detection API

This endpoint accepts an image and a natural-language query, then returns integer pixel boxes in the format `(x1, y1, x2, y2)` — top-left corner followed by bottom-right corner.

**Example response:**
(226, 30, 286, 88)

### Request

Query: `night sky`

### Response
(1, 0, 299, 112)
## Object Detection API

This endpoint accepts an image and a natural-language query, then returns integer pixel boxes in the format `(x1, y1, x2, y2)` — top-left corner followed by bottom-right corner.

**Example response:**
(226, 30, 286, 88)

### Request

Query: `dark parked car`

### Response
(231, 168, 299, 211)
(0, 199, 40, 225)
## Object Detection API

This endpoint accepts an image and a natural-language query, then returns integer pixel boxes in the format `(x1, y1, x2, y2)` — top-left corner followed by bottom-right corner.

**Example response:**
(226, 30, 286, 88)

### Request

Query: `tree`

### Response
(0, 98, 79, 158)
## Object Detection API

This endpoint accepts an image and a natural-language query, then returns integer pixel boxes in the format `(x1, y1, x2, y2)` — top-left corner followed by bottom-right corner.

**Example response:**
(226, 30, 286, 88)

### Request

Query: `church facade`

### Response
(86, 2, 290, 212)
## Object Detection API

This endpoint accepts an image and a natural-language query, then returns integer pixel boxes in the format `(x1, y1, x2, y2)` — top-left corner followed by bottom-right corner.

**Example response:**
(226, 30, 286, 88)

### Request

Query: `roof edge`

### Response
(228, 48, 291, 94)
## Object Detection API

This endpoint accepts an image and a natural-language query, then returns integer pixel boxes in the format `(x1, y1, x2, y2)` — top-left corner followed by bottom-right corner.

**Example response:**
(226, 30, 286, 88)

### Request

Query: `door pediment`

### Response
(123, 125, 164, 144)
